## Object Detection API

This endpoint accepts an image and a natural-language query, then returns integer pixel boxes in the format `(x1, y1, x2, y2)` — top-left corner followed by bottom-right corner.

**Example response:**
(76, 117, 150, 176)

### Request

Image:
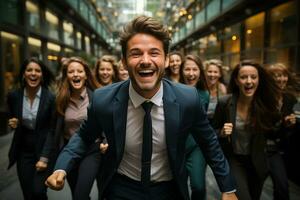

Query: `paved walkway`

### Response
(1, 133, 300, 200)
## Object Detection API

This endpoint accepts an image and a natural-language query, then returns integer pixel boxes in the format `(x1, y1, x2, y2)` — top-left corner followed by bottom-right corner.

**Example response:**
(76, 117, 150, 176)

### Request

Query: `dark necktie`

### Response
(141, 101, 153, 186)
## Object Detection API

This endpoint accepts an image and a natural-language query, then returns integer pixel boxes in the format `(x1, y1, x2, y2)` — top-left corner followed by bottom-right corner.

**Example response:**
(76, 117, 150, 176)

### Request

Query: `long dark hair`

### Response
(180, 54, 208, 91)
(56, 57, 98, 116)
(165, 51, 183, 78)
(18, 57, 54, 89)
(229, 60, 281, 132)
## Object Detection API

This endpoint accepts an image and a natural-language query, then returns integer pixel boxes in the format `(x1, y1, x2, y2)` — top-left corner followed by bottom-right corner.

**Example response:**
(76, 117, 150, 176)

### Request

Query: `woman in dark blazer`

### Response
(7, 57, 55, 200)
(213, 60, 281, 200)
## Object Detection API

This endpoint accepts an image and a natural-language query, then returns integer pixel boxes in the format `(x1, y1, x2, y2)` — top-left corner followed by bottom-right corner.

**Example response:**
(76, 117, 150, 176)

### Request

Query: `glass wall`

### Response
(63, 21, 74, 46)
(76, 31, 82, 50)
(28, 37, 42, 59)
(0, 0, 21, 25)
(45, 10, 59, 40)
(0, 31, 23, 107)
(206, 33, 221, 58)
(243, 12, 265, 62)
(85, 36, 91, 54)
(47, 42, 61, 74)
(266, 1, 297, 68)
(26, 0, 40, 32)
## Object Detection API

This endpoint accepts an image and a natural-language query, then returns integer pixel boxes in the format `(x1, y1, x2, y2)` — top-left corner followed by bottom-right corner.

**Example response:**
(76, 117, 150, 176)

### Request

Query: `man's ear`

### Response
(165, 55, 169, 69)
(122, 58, 128, 70)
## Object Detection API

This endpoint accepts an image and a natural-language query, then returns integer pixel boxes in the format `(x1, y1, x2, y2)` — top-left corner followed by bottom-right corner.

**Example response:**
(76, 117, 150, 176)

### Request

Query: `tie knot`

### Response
(142, 101, 153, 114)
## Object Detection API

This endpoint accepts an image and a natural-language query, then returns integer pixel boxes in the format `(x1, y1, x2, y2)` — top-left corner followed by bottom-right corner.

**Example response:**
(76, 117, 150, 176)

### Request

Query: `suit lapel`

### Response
(35, 88, 46, 131)
(16, 89, 24, 124)
(113, 81, 129, 161)
(163, 81, 180, 158)
(228, 94, 237, 142)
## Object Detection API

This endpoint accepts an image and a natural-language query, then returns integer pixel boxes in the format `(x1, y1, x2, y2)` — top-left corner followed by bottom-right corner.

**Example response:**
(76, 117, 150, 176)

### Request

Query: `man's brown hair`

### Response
(119, 16, 170, 58)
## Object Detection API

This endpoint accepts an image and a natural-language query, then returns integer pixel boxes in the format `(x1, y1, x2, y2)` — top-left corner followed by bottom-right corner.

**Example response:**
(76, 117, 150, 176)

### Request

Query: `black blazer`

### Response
(213, 94, 269, 181)
(7, 87, 55, 169)
(55, 79, 236, 199)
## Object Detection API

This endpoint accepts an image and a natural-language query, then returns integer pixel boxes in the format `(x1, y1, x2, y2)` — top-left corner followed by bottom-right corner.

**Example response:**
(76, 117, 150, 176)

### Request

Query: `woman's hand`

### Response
(284, 114, 296, 127)
(221, 123, 233, 137)
(8, 118, 19, 129)
(99, 143, 109, 154)
(36, 161, 48, 171)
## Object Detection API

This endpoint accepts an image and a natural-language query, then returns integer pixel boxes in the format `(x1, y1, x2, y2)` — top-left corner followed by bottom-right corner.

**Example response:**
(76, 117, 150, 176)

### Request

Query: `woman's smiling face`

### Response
(67, 62, 87, 92)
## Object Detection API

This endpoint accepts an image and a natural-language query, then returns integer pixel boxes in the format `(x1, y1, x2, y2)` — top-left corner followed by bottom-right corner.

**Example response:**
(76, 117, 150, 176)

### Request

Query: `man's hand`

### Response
(35, 161, 47, 171)
(221, 192, 238, 200)
(45, 171, 66, 191)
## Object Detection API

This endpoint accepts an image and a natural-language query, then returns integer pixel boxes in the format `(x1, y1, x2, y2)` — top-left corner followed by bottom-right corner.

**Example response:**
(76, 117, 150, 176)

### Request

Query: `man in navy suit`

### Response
(46, 16, 237, 200)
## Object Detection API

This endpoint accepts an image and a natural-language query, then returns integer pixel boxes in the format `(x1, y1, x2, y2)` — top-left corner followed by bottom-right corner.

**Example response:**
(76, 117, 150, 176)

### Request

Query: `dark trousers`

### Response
(105, 174, 183, 200)
(63, 141, 102, 200)
(230, 155, 264, 200)
(267, 152, 289, 200)
(74, 150, 102, 200)
(16, 152, 49, 200)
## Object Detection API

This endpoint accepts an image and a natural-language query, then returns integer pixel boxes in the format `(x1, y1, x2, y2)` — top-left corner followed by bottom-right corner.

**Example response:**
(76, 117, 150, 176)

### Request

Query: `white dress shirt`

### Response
(22, 86, 41, 130)
(117, 82, 173, 182)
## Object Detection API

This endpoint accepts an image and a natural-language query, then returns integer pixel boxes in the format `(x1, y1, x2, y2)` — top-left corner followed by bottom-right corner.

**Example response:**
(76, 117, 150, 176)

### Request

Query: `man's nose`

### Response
(141, 54, 151, 64)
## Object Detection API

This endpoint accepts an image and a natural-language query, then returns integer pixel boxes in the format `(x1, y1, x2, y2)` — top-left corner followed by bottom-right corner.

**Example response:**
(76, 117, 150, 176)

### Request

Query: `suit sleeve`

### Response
(40, 93, 56, 161)
(190, 90, 236, 192)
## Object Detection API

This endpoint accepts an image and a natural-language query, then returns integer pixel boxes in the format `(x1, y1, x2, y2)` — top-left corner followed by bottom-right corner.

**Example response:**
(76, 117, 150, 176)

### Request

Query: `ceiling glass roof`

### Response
(94, 0, 191, 32)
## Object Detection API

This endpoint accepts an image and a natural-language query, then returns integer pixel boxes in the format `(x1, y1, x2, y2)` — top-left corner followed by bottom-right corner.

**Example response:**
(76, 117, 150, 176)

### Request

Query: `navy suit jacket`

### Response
(7, 87, 55, 169)
(55, 79, 235, 199)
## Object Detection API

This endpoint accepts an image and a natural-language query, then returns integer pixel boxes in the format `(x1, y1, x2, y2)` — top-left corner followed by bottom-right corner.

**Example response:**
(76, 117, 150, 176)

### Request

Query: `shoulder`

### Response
(7, 88, 22, 100)
(92, 80, 129, 104)
(218, 83, 227, 95)
(42, 87, 55, 97)
(218, 94, 232, 105)
(163, 78, 198, 98)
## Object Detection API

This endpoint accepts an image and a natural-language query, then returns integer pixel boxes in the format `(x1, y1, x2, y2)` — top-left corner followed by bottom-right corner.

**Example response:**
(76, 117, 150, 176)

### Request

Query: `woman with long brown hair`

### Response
(53, 57, 103, 199)
(213, 60, 281, 200)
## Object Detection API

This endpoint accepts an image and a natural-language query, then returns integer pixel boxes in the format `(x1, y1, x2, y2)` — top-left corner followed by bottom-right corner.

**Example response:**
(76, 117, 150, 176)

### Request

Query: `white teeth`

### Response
(139, 70, 153, 73)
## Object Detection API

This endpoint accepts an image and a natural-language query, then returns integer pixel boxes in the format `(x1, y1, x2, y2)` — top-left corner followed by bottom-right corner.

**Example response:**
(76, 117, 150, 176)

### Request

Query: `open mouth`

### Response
(244, 85, 254, 93)
(139, 69, 154, 77)
(72, 79, 82, 86)
(28, 77, 39, 84)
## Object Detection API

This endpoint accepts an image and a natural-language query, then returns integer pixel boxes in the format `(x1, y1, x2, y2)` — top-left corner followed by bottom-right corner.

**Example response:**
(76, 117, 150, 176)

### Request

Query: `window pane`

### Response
(26, 1, 40, 32)
(206, 33, 221, 56)
(85, 36, 90, 54)
(63, 21, 74, 46)
(45, 10, 59, 40)
(1, 32, 23, 104)
(0, 0, 21, 25)
(76, 31, 82, 49)
(28, 37, 42, 59)
(270, 1, 297, 46)
(245, 12, 264, 49)
(223, 23, 240, 53)
(207, 0, 220, 20)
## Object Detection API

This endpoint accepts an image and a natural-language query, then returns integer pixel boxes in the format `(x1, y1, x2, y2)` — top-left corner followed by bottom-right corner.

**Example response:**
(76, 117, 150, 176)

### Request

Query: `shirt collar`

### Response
(79, 87, 87, 100)
(24, 86, 42, 98)
(129, 81, 163, 108)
